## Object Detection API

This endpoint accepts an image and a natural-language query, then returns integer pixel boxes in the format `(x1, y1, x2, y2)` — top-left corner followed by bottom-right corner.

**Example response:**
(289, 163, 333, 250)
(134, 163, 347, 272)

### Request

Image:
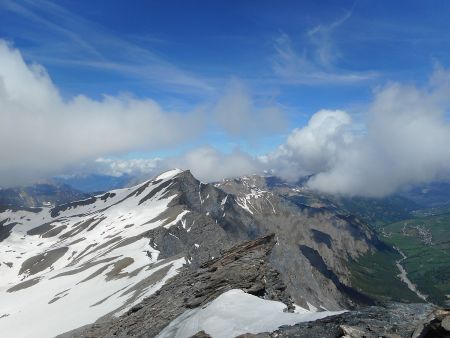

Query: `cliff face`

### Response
(215, 175, 380, 309)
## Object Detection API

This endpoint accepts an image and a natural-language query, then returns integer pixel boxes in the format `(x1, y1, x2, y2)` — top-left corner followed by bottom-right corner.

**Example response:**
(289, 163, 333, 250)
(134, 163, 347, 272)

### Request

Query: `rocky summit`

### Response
(0, 169, 448, 337)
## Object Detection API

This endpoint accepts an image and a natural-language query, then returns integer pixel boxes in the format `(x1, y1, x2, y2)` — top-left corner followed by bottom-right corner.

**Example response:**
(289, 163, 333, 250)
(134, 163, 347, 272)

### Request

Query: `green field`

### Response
(380, 212, 450, 305)
(349, 246, 422, 303)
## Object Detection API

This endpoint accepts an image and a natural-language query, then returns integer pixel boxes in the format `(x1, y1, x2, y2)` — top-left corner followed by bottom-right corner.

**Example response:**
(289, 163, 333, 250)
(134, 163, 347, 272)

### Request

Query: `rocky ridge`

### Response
(0, 169, 423, 337)
(60, 234, 292, 337)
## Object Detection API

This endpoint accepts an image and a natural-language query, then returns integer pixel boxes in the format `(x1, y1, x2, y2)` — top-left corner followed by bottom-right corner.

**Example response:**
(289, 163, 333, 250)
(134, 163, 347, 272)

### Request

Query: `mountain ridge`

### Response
(0, 168, 431, 337)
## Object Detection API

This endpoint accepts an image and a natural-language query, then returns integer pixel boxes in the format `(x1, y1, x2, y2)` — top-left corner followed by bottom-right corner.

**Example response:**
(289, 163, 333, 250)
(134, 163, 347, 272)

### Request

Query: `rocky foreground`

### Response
(61, 235, 449, 338)
(246, 304, 450, 338)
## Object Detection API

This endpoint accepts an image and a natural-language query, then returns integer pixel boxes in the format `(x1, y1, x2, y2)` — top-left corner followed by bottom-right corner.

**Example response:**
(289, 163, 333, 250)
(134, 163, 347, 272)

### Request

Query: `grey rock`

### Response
(61, 234, 293, 338)
(442, 315, 450, 332)
(189, 331, 212, 338)
(250, 302, 436, 338)
(411, 308, 450, 338)
(216, 175, 380, 309)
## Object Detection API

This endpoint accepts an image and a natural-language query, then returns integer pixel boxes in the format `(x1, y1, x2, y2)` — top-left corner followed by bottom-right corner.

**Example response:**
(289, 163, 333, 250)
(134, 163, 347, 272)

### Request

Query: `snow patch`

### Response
(156, 289, 345, 338)
(155, 169, 183, 181)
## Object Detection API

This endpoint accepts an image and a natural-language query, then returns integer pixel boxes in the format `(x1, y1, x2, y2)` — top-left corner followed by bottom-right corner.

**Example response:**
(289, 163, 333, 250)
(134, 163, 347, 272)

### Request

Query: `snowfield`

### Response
(157, 289, 345, 338)
(0, 169, 188, 338)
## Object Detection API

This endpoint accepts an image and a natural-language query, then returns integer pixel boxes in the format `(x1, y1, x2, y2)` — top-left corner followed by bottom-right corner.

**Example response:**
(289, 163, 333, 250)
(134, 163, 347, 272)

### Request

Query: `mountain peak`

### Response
(153, 168, 185, 181)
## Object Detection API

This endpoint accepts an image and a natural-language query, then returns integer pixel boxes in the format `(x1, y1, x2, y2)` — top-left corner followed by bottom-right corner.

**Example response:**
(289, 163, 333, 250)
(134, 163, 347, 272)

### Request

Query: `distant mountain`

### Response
(399, 181, 450, 208)
(54, 173, 134, 193)
(0, 182, 90, 208)
(0, 170, 431, 337)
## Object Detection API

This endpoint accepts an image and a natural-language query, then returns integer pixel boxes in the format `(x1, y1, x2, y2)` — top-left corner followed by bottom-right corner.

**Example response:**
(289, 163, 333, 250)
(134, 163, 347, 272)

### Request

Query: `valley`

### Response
(380, 211, 450, 306)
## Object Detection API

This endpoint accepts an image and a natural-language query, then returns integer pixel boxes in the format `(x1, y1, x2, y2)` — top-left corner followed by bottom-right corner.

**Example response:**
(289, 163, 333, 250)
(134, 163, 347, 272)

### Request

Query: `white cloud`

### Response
(93, 157, 163, 177)
(266, 109, 354, 181)
(268, 67, 450, 197)
(77, 66, 450, 198)
(0, 41, 205, 186)
(87, 148, 261, 183)
(169, 147, 261, 182)
(5, 32, 450, 198)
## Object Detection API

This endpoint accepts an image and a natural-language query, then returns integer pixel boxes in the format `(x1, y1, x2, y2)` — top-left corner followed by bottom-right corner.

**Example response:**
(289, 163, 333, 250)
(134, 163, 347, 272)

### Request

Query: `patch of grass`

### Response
(349, 247, 422, 303)
(381, 213, 450, 305)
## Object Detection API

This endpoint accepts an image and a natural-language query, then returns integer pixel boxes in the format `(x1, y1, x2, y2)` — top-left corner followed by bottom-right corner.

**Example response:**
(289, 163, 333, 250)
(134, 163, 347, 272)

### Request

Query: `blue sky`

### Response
(2, 0, 448, 110)
(2, 0, 450, 191)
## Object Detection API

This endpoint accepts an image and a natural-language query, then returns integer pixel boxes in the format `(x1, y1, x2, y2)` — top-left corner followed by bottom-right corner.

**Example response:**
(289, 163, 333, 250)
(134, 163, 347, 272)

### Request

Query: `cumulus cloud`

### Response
(0, 41, 294, 187)
(5, 37, 450, 197)
(77, 66, 450, 197)
(265, 109, 354, 181)
(268, 67, 450, 197)
(0, 40, 205, 186)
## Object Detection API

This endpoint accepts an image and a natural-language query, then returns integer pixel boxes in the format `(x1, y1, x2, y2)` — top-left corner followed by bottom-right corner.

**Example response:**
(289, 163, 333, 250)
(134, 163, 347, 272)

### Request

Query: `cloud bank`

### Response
(0, 41, 284, 187)
(49, 65, 450, 198)
(3, 39, 450, 197)
(0, 40, 205, 186)
(268, 67, 450, 197)
(87, 147, 260, 184)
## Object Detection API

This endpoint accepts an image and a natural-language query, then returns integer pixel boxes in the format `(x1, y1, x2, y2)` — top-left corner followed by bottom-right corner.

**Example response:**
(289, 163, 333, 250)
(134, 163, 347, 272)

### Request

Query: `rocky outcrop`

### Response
(61, 235, 292, 338)
(245, 303, 446, 338)
(60, 231, 450, 338)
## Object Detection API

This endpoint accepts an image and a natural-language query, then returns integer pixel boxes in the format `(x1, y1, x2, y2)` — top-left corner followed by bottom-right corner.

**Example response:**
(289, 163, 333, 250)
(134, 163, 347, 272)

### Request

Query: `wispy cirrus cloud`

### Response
(272, 11, 378, 85)
(0, 0, 214, 94)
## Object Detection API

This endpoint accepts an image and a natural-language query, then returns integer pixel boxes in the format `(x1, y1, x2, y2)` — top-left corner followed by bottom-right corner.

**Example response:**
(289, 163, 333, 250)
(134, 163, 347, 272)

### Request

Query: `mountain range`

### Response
(0, 169, 449, 337)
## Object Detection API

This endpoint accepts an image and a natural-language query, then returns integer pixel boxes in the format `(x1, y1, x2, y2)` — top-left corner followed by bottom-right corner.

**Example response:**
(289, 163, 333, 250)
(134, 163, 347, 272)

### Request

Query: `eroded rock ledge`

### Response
(62, 234, 292, 338)
(242, 303, 449, 338)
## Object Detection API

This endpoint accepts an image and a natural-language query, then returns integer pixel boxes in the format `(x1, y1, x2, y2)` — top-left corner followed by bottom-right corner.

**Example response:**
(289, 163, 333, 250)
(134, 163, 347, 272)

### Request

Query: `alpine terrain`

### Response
(1, 169, 448, 337)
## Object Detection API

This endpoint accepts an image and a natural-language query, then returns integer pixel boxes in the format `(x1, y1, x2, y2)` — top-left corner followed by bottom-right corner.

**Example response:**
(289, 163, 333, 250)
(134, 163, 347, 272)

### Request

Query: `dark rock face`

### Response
(61, 235, 292, 338)
(0, 219, 17, 241)
(140, 172, 379, 310)
(216, 175, 380, 310)
(142, 170, 260, 268)
(412, 308, 450, 338)
(247, 303, 438, 338)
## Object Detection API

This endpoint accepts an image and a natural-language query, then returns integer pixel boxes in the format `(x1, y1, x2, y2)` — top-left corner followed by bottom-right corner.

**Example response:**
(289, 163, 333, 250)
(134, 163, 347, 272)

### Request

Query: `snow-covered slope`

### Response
(157, 289, 344, 338)
(0, 169, 188, 338)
